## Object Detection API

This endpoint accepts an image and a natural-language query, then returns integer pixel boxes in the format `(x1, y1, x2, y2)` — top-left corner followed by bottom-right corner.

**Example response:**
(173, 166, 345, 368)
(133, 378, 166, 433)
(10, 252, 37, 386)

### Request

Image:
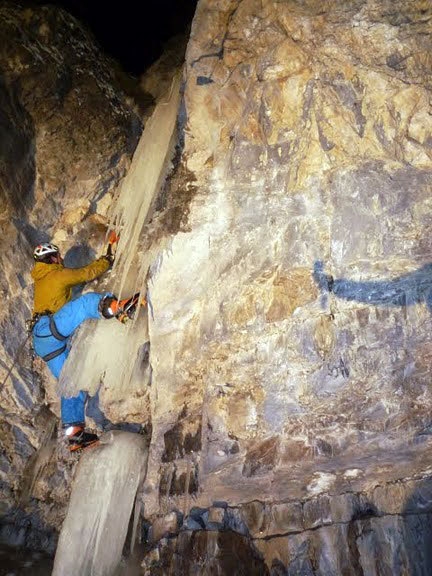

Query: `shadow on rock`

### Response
(0, 75, 36, 217)
(63, 243, 96, 268)
(0, 507, 57, 556)
(402, 477, 432, 575)
(313, 260, 432, 310)
(86, 390, 145, 435)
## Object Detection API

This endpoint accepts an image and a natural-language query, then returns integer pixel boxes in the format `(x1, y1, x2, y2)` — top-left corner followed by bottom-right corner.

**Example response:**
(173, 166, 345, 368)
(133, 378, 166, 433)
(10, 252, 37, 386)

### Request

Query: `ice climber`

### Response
(30, 241, 139, 451)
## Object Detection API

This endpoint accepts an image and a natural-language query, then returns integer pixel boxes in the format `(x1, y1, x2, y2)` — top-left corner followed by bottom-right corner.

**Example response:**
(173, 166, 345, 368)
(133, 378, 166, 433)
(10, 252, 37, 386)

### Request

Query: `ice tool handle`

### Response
(106, 230, 120, 263)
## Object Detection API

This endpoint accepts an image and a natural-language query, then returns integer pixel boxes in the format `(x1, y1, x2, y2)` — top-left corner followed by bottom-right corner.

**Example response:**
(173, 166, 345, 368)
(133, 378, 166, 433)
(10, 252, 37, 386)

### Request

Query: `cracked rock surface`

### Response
(142, 0, 432, 572)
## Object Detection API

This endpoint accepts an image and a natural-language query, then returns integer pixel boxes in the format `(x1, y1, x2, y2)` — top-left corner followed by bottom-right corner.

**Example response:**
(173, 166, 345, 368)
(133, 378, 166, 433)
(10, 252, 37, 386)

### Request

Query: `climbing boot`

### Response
(64, 424, 99, 452)
(100, 293, 142, 323)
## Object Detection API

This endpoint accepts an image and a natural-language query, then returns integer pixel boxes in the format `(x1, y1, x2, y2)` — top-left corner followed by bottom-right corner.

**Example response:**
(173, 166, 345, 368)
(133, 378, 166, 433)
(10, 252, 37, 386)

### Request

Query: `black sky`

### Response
(27, 0, 198, 75)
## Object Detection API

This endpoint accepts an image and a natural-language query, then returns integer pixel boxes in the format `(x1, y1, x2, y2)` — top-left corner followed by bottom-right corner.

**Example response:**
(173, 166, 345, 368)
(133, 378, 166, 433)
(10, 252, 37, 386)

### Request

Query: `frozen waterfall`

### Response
(53, 72, 182, 575)
(59, 72, 181, 401)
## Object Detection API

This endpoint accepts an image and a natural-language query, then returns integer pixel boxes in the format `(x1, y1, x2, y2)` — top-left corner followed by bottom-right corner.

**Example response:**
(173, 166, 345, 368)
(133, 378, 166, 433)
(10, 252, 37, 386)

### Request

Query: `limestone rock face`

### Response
(0, 1, 141, 542)
(141, 0, 432, 571)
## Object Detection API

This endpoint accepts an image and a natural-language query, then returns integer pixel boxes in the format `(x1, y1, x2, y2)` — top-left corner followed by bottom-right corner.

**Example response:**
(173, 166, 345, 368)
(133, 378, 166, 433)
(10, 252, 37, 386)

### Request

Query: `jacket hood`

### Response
(31, 262, 64, 280)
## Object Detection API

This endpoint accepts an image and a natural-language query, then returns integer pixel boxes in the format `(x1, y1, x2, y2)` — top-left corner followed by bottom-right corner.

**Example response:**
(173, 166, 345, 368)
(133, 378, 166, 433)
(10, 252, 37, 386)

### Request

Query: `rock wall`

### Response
(141, 475, 432, 575)
(139, 0, 432, 572)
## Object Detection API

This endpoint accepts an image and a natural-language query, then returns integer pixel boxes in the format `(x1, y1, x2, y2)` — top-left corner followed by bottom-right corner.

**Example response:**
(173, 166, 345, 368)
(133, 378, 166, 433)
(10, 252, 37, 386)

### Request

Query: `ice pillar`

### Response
(52, 431, 148, 576)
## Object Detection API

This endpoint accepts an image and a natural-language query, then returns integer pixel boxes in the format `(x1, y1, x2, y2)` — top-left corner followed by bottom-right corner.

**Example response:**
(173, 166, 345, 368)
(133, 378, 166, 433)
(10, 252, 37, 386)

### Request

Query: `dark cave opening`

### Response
(22, 0, 199, 75)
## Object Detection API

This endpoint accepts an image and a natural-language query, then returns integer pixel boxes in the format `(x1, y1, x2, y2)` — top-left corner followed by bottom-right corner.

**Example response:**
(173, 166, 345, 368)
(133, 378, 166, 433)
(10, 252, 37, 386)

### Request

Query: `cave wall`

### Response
(147, 0, 432, 500)
(1, 0, 432, 573)
(140, 0, 432, 572)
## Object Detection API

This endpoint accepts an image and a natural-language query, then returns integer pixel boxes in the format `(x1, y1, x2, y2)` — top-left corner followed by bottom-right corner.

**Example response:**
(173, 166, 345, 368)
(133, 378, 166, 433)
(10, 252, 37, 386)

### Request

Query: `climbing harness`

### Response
(45, 314, 67, 360)
(30, 312, 68, 362)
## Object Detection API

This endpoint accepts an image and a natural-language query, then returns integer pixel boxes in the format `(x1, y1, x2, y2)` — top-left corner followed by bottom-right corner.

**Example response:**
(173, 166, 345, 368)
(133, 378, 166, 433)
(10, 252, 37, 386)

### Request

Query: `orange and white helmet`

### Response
(33, 242, 60, 261)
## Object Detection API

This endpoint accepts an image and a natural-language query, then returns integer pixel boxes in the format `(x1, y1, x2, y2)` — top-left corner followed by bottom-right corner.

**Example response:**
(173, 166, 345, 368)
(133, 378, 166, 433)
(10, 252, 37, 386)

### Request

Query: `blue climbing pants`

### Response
(32, 292, 109, 426)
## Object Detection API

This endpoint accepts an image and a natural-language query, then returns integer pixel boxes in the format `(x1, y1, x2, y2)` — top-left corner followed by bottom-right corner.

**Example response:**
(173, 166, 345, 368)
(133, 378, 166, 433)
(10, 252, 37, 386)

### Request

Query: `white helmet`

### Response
(33, 242, 60, 261)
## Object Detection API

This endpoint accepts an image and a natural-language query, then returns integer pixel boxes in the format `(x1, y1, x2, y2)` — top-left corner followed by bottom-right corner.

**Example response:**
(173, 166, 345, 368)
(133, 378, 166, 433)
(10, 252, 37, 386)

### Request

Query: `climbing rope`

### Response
(0, 331, 32, 392)
(0, 313, 40, 393)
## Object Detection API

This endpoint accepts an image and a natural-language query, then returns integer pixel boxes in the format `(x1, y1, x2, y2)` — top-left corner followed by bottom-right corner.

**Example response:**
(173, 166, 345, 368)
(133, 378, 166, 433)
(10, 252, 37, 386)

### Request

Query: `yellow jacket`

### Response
(32, 258, 110, 314)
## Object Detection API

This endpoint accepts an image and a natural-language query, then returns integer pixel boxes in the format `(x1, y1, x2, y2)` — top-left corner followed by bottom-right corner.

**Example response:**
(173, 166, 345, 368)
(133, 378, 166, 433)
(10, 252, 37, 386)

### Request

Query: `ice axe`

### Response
(106, 230, 120, 263)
